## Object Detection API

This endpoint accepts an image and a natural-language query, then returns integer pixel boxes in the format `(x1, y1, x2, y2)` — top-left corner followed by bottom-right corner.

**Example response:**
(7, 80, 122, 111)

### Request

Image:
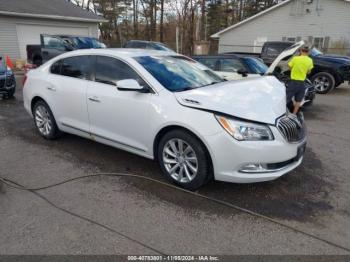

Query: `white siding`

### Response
(0, 15, 99, 60)
(218, 0, 350, 54)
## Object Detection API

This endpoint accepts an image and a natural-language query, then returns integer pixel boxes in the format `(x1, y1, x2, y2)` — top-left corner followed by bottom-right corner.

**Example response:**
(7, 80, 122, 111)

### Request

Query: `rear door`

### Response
(48, 55, 92, 135)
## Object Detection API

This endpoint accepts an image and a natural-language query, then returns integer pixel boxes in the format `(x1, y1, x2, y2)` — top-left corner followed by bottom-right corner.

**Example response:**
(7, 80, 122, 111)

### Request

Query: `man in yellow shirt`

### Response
(287, 46, 314, 114)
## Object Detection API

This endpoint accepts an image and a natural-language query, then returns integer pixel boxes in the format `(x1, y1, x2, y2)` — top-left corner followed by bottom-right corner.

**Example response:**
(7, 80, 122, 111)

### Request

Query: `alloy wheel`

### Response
(314, 76, 330, 92)
(35, 105, 52, 136)
(162, 138, 198, 183)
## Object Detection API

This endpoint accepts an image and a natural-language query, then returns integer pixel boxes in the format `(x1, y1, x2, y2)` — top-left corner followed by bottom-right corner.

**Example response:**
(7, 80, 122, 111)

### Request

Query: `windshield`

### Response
(243, 57, 268, 74)
(310, 47, 323, 57)
(135, 56, 223, 92)
(152, 43, 174, 52)
(71, 37, 106, 49)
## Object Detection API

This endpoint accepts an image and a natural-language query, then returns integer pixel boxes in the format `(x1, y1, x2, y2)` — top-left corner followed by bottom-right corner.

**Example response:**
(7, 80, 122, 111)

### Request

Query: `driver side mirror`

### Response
(237, 69, 248, 77)
(117, 79, 149, 93)
(64, 43, 74, 51)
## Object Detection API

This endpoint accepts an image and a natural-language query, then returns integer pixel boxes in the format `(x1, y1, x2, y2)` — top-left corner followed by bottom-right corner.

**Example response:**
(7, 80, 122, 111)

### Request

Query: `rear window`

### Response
(197, 58, 218, 71)
(50, 56, 92, 80)
(219, 58, 247, 72)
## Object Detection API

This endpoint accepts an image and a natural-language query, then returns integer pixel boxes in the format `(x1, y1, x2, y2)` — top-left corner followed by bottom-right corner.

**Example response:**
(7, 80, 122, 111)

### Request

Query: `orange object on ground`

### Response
(6, 55, 14, 69)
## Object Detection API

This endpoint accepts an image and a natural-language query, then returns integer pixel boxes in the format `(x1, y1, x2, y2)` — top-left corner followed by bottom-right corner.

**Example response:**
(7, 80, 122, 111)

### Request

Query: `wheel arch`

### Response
(31, 96, 47, 113)
(153, 125, 214, 173)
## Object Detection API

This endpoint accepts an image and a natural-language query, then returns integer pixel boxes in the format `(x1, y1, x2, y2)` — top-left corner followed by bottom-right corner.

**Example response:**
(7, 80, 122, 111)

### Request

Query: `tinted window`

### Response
(61, 56, 91, 80)
(95, 56, 145, 86)
(243, 57, 268, 75)
(71, 37, 105, 49)
(50, 61, 61, 74)
(135, 56, 223, 92)
(150, 43, 173, 51)
(265, 45, 289, 57)
(197, 58, 218, 71)
(128, 42, 146, 49)
(43, 36, 66, 51)
(219, 58, 246, 72)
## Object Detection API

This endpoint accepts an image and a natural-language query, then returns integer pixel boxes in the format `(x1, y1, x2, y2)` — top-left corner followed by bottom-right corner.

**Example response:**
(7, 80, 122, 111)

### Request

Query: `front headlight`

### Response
(215, 115, 274, 141)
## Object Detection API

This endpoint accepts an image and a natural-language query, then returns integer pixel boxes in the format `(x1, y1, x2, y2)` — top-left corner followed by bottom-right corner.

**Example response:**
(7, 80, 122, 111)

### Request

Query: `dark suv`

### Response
(0, 61, 16, 99)
(261, 42, 350, 94)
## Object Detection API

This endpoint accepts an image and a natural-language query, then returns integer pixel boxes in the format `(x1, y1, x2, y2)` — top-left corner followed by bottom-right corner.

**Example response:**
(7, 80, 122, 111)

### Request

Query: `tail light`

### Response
(23, 63, 36, 87)
(22, 74, 28, 87)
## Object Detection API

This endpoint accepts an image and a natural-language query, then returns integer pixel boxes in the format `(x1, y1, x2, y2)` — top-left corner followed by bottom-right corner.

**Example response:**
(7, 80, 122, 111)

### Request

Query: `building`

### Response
(211, 0, 350, 55)
(0, 0, 105, 60)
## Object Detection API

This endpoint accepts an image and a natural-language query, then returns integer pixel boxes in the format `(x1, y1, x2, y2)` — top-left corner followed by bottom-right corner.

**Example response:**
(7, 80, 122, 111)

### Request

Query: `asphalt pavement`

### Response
(0, 76, 350, 255)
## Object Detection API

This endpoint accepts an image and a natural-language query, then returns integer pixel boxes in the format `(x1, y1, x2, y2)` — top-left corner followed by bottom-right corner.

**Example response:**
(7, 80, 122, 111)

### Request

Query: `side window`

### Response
(198, 58, 217, 71)
(266, 45, 287, 57)
(43, 36, 66, 51)
(61, 56, 91, 80)
(95, 56, 146, 86)
(219, 58, 246, 72)
(134, 42, 147, 49)
(50, 60, 61, 75)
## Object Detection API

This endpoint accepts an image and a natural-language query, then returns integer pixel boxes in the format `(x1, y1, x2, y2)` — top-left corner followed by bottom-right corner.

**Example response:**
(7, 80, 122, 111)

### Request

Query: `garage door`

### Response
(16, 24, 90, 59)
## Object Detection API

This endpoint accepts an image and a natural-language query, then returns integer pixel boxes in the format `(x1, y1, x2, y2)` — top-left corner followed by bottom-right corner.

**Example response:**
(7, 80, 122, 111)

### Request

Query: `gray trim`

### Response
(0, 11, 107, 23)
(61, 122, 146, 152)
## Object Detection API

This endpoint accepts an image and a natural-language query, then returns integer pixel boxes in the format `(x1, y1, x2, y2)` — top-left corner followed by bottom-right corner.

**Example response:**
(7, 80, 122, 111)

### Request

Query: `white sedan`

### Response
(23, 49, 306, 190)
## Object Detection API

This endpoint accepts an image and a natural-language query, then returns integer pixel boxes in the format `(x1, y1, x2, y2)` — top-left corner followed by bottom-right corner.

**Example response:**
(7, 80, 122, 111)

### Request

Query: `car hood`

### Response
(266, 41, 305, 75)
(174, 76, 286, 125)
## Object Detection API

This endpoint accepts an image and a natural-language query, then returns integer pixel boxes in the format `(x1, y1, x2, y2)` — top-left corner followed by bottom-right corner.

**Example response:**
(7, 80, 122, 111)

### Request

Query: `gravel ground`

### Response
(0, 77, 349, 255)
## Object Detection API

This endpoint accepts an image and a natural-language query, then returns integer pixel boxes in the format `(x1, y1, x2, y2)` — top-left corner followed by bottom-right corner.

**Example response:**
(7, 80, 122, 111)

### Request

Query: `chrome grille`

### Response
(277, 114, 305, 143)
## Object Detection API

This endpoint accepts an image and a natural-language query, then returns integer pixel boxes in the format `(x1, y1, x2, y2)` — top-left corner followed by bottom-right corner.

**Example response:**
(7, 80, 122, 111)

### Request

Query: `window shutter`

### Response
(324, 37, 330, 52)
(308, 36, 314, 46)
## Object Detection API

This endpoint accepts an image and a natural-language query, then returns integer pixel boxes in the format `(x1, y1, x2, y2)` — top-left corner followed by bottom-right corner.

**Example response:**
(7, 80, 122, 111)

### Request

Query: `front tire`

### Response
(33, 100, 61, 140)
(157, 130, 212, 191)
(312, 72, 335, 94)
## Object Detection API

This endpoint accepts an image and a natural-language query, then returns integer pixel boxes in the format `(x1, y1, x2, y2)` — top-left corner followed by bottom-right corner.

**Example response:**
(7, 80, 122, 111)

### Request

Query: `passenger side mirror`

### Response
(117, 79, 149, 93)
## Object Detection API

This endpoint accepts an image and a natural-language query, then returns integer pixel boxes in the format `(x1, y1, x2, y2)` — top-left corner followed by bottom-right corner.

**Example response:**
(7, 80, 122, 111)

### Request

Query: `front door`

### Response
(87, 55, 151, 153)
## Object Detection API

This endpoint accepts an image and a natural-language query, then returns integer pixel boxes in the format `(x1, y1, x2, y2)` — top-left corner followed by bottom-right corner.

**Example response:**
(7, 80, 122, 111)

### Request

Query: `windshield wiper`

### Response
(174, 87, 195, 92)
(199, 81, 223, 88)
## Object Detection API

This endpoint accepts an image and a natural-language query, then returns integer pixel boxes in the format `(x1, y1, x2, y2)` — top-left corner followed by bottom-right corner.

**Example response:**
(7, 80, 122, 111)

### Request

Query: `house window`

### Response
(314, 37, 324, 49)
(286, 37, 296, 42)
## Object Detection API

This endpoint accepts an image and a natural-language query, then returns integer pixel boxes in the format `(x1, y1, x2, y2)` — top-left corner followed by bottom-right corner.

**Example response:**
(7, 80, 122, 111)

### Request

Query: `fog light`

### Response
(239, 163, 268, 173)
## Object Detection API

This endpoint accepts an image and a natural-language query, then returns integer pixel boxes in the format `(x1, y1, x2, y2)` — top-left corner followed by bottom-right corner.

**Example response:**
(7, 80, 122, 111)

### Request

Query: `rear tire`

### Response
(312, 72, 335, 94)
(33, 100, 61, 140)
(157, 129, 212, 191)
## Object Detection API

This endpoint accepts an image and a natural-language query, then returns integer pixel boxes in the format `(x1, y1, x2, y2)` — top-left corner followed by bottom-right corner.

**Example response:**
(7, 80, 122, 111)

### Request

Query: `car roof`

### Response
(126, 40, 164, 45)
(192, 54, 240, 59)
(52, 48, 178, 59)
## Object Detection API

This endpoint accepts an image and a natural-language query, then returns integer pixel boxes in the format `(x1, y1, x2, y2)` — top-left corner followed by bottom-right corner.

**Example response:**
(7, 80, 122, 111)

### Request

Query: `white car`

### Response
(23, 49, 306, 190)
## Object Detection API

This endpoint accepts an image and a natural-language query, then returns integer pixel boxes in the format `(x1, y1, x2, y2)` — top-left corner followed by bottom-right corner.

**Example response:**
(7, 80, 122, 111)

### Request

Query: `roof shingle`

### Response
(0, 0, 105, 22)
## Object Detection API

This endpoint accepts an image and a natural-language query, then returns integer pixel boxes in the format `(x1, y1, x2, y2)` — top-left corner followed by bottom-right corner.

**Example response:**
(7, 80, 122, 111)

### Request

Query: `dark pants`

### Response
(287, 80, 306, 104)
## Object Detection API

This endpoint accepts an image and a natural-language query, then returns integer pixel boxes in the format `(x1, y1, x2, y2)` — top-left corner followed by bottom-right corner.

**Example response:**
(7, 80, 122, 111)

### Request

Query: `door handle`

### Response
(88, 96, 101, 103)
(47, 86, 56, 91)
